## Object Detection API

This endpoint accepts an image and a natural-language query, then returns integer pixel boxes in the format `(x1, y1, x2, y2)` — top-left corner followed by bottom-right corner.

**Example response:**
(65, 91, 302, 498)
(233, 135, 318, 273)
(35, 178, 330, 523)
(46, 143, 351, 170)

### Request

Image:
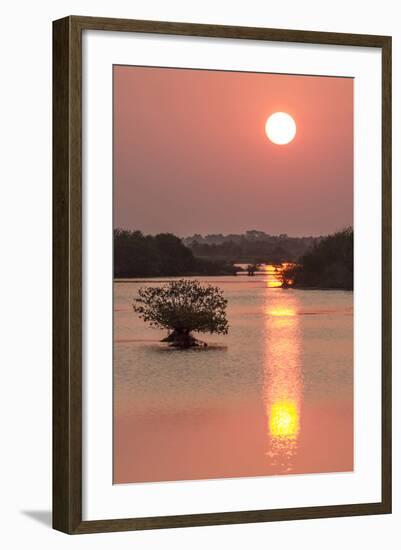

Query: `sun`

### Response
(265, 112, 297, 145)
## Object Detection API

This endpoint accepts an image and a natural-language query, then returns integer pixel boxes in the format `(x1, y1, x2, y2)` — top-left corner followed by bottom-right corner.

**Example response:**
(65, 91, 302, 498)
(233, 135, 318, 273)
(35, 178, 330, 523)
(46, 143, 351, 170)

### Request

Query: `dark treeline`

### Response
(114, 230, 236, 278)
(185, 230, 319, 264)
(114, 228, 353, 286)
(281, 228, 353, 290)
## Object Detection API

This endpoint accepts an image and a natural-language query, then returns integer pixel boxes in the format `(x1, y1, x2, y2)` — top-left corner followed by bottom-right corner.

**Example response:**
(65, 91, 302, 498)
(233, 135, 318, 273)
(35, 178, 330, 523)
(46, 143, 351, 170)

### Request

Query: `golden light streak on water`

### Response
(263, 293, 303, 472)
(263, 263, 296, 288)
(269, 400, 300, 438)
(264, 264, 281, 288)
(267, 306, 297, 317)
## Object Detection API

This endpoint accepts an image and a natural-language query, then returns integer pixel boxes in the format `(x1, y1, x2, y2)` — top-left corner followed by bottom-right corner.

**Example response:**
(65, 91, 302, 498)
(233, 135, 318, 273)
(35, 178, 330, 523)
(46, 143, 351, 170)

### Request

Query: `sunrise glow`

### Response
(265, 112, 297, 145)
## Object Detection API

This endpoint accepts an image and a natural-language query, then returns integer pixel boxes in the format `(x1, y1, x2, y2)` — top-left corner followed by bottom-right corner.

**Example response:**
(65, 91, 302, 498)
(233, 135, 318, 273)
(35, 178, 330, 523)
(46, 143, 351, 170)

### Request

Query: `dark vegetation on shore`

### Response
(114, 229, 320, 278)
(114, 228, 353, 290)
(114, 230, 236, 278)
(281, 228, 353, 290)
(185, 230, 319, 264)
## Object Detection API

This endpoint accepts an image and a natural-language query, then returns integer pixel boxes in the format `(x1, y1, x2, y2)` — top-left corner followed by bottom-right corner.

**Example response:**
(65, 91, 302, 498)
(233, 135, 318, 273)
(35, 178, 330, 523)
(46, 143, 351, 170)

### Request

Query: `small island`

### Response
(133, 279, 229, 348)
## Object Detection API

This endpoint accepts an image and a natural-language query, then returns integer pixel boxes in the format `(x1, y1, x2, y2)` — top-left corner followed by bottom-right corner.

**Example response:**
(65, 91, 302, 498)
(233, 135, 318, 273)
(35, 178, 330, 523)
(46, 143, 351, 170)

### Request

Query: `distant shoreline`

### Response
(113, 277, 353, 291)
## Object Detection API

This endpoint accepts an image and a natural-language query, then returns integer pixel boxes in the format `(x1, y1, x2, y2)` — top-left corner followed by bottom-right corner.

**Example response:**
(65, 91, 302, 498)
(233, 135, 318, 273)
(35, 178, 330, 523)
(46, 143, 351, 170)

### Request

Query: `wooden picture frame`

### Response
(53, 15, 392, 534)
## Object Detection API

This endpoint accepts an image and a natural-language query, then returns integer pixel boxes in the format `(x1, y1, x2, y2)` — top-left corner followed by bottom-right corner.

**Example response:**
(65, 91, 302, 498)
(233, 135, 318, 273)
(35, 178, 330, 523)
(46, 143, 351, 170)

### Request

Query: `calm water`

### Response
(114, 270, 353, 484)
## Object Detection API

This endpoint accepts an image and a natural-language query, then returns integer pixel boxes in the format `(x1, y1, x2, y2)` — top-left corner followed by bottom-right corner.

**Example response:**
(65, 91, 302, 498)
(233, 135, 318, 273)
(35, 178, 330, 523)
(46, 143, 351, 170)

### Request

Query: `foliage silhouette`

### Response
(281, 228, 353, 290)
(133, 279, 229, 347)
(114, 229, 236, 277)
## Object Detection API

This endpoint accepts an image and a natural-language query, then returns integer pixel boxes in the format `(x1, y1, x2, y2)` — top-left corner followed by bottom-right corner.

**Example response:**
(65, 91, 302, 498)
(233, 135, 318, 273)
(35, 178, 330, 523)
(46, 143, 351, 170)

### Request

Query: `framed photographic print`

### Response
(53, 16, 392, 534)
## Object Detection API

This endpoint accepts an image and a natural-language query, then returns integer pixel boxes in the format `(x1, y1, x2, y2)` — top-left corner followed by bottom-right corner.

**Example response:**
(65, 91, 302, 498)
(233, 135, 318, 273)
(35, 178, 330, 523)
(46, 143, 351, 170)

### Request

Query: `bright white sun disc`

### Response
(265, 112, 296, 145)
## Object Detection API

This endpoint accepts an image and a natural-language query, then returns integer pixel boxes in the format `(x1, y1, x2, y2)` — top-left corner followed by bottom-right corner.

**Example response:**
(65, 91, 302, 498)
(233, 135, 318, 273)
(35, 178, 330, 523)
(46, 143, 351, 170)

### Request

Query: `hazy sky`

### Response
(114, 66, 353, 237)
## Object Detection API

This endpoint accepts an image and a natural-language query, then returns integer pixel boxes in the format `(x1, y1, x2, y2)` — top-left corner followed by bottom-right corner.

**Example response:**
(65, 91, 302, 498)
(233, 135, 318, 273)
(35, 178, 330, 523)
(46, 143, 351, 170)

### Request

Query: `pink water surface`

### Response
(113, 276, 353, 484)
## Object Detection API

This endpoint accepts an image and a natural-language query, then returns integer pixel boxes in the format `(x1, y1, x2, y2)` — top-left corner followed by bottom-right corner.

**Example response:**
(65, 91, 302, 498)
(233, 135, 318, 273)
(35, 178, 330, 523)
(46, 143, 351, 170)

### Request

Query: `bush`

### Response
(133, 279, 229, 347)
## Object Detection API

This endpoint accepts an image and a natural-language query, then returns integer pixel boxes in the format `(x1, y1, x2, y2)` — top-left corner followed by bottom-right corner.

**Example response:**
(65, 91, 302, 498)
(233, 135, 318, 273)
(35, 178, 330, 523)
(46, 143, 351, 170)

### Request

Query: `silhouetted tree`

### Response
(133, 279, 229, 348)
(281, 228, 353, 290)
(114, 229, 236, 277)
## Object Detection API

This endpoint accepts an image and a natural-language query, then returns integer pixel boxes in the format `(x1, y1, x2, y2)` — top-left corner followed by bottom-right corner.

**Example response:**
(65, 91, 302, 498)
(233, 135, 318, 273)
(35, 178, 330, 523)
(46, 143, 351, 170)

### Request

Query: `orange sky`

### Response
(114, 65, 353, 237)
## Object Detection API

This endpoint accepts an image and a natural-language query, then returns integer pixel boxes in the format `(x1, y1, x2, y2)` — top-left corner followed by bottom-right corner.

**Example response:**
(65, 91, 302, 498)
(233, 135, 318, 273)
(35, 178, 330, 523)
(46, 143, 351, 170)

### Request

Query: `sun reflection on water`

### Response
(267, 306, 297, 317)
(263, 291, 303, 473)
(269, 400, 300, 438)
(263, 263, 296, 288)
(264, 264, 282, 288)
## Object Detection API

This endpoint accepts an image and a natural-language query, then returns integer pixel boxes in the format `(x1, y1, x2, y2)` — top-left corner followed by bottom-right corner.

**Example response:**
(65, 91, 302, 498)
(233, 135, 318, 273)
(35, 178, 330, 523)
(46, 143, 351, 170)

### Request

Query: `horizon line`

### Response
(114, 226, 353, 239)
